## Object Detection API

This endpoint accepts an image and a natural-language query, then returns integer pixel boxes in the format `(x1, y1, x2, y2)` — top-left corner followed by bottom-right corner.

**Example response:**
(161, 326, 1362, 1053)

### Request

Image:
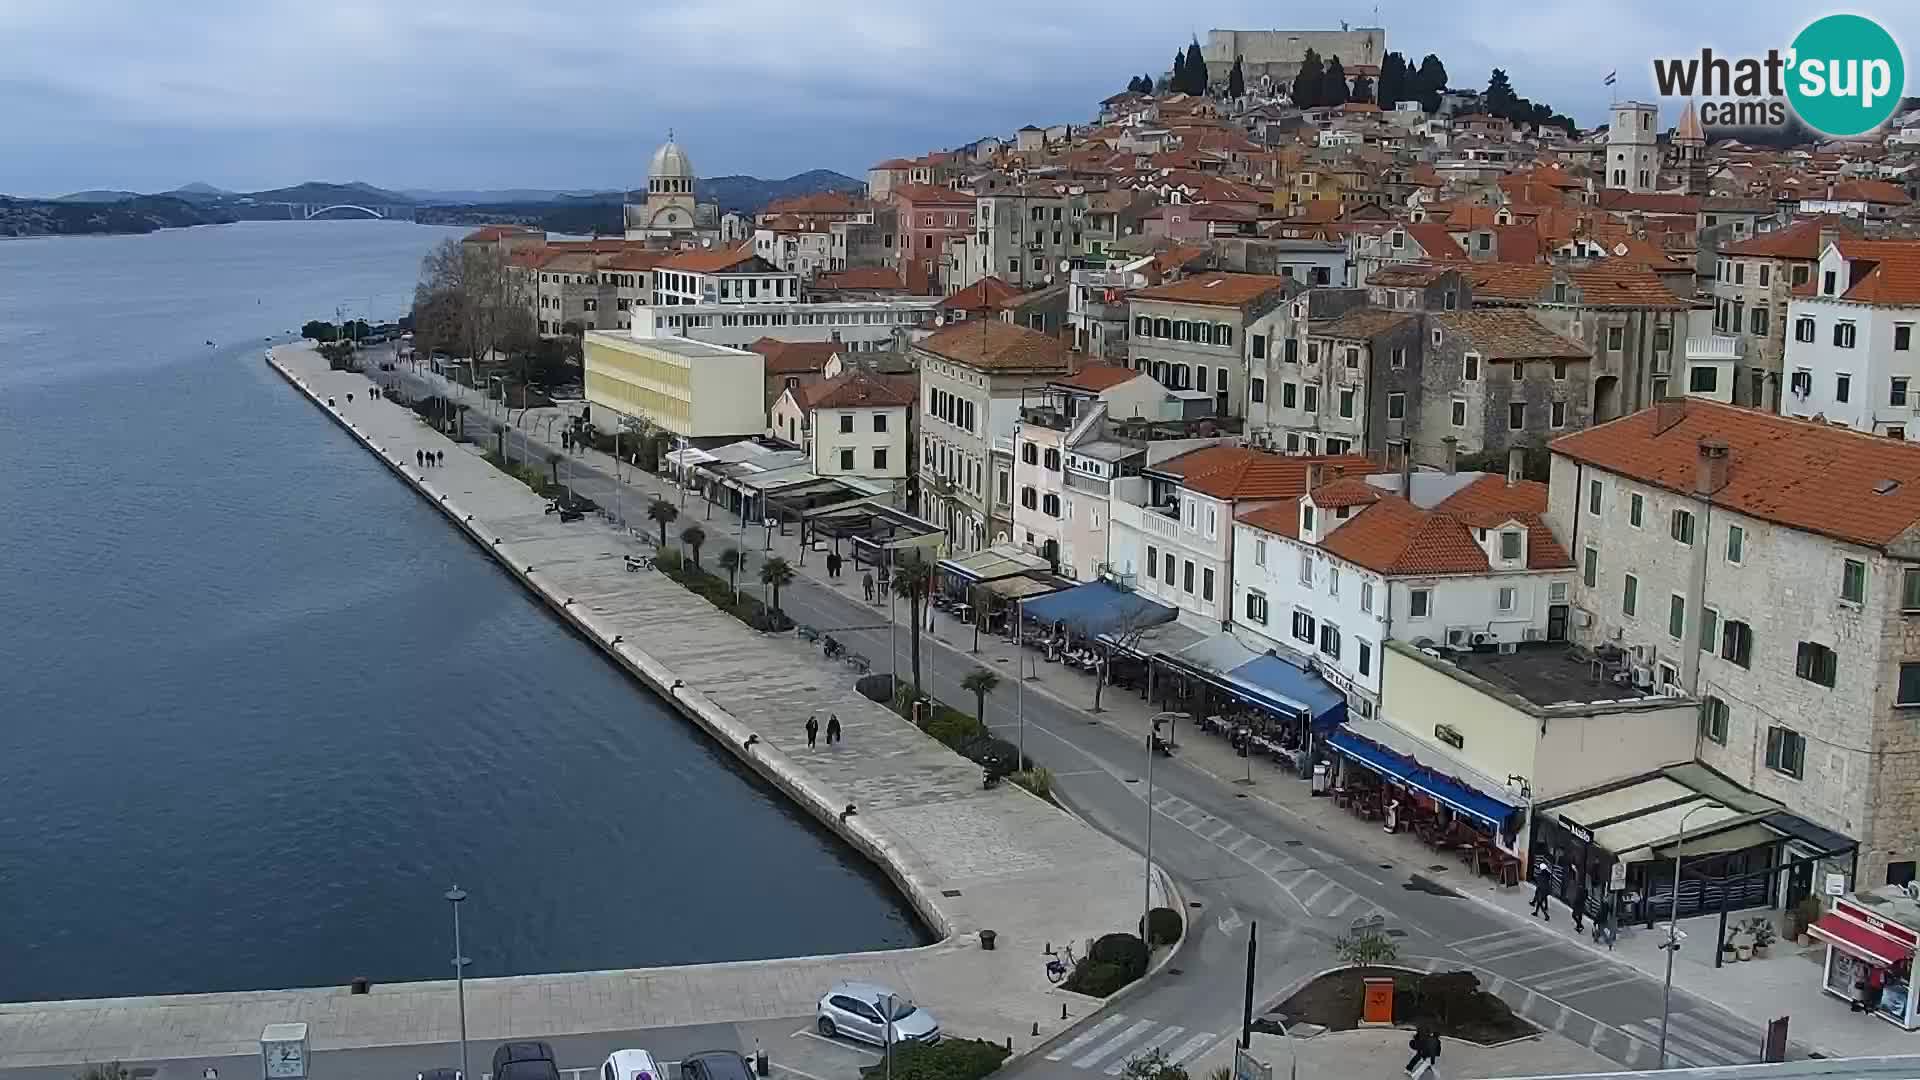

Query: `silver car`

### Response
(815, 981, 940, 1046)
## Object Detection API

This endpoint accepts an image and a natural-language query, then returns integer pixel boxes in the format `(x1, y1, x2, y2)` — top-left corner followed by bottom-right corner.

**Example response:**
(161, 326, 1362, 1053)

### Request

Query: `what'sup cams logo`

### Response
(1651, 14, 1905, 136)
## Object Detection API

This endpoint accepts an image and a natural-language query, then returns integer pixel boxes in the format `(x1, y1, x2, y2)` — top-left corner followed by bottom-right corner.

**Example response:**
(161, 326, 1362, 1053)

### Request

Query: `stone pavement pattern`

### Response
(1187, 1027, 1619, 1080)
(0, 346, 1149, 1070)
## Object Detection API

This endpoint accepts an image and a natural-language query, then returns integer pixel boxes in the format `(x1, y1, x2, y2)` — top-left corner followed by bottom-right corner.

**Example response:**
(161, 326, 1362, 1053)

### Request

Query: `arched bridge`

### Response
(269, 203, 416, 221)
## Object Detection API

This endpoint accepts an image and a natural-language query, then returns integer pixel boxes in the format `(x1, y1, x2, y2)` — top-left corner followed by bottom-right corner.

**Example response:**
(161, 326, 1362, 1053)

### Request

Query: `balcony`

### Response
(1686, 335, 1745, 360)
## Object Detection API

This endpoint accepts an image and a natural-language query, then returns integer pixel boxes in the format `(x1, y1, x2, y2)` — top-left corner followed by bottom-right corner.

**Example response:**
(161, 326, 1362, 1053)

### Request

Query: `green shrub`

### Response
(1140, 906, 1184, 946)
(1089, 932, 1150, 980)
(1333, 928, 1398, 967)
(857, 1037, 1008, 1080)
(1062, 960, 1133, 997)
(75, 1065, 127, 1080)
(655, 547, 684, 572)
(1011, 766, 1054, 799)
(925, 710, 986, 747)
(1119, 1048, 1189, 1080)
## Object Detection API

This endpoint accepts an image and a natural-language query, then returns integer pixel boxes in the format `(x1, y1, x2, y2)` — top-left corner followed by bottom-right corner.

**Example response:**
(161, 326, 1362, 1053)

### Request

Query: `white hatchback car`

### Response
(815, 981, 940, 1047)
(601, 1049, 665, 1080)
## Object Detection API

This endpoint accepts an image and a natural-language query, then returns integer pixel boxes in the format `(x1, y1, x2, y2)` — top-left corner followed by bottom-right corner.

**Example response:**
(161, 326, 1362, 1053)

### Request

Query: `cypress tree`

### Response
(1183, 39, 1208, 94)
(1321, 55, 1350, 107)
(1228, 55, 1245, 98)
(1291, 48, 1323, 107)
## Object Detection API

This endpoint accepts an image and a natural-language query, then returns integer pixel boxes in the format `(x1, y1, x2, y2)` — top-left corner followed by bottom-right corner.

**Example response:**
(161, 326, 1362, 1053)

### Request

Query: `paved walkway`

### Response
(0, 346, 1154, 1071)
(1187, 1026, 1618, 1080)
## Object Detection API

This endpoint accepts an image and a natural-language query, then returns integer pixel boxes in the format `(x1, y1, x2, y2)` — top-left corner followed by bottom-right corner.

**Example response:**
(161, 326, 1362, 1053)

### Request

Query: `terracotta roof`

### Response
(463, 225, 541, 243)
(763, 191, 867, 216)
(1311, 308, 1415, 340)
(812, 267, 906, 291)
(1832, 239, 1920, 305)
(1300, 476, 1575, 576)
(1166, 449, 1374, 500)
(891, 183, 976, 207)
(1407, 223, 1470, 261)
(1597, 191, 1702, 215)
(917, 320, 1074, 372)
(1130, 272, 1286, 308)
(1435, 476, 1575, 569)
(1434, 310, 1590, 360)
(1237, 500, 1302, 539)
(1722, 215, 1858, 259)
(1149, 245, 1210, 279)
(603, 250, 669, 271)
(750, 338, 838, 375)
(807, 370, 916, 411)
(1055, 364, 1141, 392)
(939, 276, 1024, 311)
(1550, 399, 1920, 550)
(658, 244, 760, 273)
(1309, 477, 1383, 508)
(1460, 261, 1690, 310)
(1816, 179, 1912, 206)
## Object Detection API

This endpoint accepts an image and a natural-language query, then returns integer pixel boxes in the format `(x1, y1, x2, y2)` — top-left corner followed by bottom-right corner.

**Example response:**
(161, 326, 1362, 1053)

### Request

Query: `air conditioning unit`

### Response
(1573, 608, 1594, 628)
(1446, 627, 1471, 647)
(1631, 665, 1654, 689)
(1472, 631, 1495, 647)
(1498, 642, 1519, 654)
(1523, 628, 1545, 642)
(1631, 643, 1656, 666)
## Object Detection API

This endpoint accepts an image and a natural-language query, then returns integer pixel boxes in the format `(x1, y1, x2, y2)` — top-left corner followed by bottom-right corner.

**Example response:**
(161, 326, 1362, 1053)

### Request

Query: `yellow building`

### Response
(583, 332, 766, 438)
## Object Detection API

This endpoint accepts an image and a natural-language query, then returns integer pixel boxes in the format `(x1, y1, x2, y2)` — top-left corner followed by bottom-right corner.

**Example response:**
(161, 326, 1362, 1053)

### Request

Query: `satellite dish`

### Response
(1058, 259, 1071, 272)
(701, 237, 713, 248)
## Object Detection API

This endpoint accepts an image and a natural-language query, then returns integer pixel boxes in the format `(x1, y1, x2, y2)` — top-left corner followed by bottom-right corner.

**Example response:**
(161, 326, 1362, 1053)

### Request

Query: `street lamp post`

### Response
(1144, 711, 1184, 940)
(1658, 801, 1725, 1066)
(1016, 597, 1025, 765)
(444, 885, 472, 1080)
(877, 991, 896, 1080)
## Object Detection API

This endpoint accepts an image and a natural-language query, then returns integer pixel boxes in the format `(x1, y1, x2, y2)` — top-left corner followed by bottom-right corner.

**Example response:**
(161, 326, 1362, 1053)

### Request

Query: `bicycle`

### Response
(1044, 942, 1078, 984)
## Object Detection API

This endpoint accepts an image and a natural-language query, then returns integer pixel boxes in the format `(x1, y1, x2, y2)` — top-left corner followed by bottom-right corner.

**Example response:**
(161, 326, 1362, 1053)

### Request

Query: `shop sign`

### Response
(1609, 861, 1628, 891)
(1826, 872, 1847, 897)
(1560, 816, 1594, 844)
(1432, 723, 1465, 749)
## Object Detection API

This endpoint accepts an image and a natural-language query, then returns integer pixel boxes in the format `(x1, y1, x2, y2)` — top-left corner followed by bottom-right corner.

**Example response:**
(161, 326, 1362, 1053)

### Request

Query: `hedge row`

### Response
(656, 549, 793, 633)
(899, 693, 1028, 776)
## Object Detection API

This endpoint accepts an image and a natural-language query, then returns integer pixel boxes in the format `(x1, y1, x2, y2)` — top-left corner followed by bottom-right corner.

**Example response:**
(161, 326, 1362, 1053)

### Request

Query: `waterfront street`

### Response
(379, 358, 1856, 1076)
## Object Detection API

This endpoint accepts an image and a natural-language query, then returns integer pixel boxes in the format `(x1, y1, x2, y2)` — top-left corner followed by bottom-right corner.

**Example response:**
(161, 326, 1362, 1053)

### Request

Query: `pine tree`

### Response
(1351, 75, 1374, 103)
(1143, 72, 1157, 95)
(1183, 39, 1208, 94)
(1321, 55, 1350, 107)
(1228, 55, 1245, 98)
(1485, 68, 1518, 120)
(1415, 54, 1448, 112)
(1291, 48, 1323, 107)
(1378, 52, 1406, 108)
(1172, 49, 1187, 94)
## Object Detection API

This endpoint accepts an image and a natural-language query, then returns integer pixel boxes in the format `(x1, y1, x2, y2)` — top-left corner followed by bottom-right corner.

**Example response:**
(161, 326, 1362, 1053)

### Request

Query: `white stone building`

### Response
(627, 298, 939, 353)
(1604, 102, 1659, 194)
(1547, 398, 1920, 887)
(1780, 238, 1920, 440)
(769, 370, 915, 485)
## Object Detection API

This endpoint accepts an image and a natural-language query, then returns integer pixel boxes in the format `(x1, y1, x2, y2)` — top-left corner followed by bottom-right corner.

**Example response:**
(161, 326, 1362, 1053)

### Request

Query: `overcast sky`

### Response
(3, 0, 1915, 196)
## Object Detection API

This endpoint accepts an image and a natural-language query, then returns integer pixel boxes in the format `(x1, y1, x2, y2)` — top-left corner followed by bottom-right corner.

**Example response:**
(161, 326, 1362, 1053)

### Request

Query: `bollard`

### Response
(1005, 1038, 1012, 1052)
(1031, 1023, 1039, 1037)
(350, 977, 370, 994)
(755, 1048, 768, 1077)
(1061, 1003, 1068, 1020)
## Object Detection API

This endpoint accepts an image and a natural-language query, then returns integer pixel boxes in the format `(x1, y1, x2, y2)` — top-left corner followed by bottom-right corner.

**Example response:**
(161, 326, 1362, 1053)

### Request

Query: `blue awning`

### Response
(1326, 727, 1518, 829)
(1019, 580, 1176, 639)
(1228, 655, 1349, 729)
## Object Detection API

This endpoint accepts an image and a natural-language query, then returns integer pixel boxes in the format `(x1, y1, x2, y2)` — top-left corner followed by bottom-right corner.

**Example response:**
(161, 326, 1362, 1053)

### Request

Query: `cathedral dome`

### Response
(650, 138, 694, 181)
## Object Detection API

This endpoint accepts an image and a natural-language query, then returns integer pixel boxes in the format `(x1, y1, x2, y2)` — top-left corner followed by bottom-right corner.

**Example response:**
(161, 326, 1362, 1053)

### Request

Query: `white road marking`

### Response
(1301, 879, 1339, 909)
(1046, 1014, 1129, 1061)
(1166, 1032, 1222, 1066)
(1102, 1026, 1185, 1075)
(1075, 1019, 1158, 1069)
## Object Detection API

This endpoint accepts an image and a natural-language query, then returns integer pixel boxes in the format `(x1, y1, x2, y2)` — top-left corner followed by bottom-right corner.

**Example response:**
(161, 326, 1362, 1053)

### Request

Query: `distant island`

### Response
(1, 171, 864, 238)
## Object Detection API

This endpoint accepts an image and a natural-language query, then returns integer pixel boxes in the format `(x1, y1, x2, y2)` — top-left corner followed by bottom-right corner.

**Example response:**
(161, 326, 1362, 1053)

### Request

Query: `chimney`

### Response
(1305, 462, 1324, 493)
(1695, 438, 1730, 496)
(1398, 440, 1414, 497)
(1651, 396, 1687, 435)
(1819, 223, 1839, 258)
(1507, 447, 1525, 487)
(1442, 435, 1458, 475)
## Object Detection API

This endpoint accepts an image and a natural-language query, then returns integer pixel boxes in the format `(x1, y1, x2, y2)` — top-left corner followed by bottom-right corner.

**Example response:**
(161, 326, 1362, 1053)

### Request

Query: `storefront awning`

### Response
(1812, 913, 1915, 967)
(1228, 654, 1348, 729)
(937, 544, 1051, 584)
(980, 574, 1061, 601)
(1020, 580, 1176, 640)
(1326, 727, 1519, 829)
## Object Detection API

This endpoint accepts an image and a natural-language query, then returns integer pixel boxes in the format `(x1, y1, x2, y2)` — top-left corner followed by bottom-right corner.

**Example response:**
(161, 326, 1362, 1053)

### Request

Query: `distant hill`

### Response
(242, 181, 415, 205)
(697, 170, 863, 213)
(401, 187, 613, 205)
(166, 182, 233, 203)
(0, 195, 235, 237)
(57, 189, 143, 203)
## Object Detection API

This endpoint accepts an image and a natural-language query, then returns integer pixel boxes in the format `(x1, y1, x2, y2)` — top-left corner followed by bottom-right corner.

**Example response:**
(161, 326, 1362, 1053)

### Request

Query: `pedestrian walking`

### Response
(436, 450, 445, 466)
(1405, 1026, 1441, 1077)
(862, 572, 874, 602)
(1593, 892, 1617, 950)
(826, 552, 840, 579)
(416, 450, 424, 467)
(805, 715, 819, 749)
(1572, 879, 1589, 933)
(826, 713, 842, 744)
(1530, 861, 1553, 921)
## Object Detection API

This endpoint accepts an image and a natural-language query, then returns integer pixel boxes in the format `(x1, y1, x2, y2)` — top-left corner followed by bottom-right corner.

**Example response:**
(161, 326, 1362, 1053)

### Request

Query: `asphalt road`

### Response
(367, 361, 1800, 1080)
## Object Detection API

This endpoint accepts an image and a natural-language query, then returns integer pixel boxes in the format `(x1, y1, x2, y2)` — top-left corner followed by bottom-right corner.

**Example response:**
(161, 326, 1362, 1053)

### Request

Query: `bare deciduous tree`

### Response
(413, 239, 534, 371)
(1084, 599, 1163, 713)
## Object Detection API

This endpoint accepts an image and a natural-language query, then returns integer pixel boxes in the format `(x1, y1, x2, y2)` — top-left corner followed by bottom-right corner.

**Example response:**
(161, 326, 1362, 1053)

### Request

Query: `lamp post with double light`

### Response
(1144, 711, 1185, 938)
(444, 886, 472, 1080)
(1657, 801, 1725, 1066)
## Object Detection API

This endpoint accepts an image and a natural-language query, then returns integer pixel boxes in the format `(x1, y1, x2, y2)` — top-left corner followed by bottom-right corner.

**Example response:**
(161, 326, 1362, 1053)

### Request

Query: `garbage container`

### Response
(1312, 761, 1331, 796)
(980, 929, 997, 950)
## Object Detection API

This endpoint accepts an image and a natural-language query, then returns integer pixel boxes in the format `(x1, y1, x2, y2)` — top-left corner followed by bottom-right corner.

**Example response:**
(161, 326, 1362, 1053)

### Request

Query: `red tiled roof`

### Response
(1165, 449, 1373, 501)
(1130, 272, 1287, 308)
(1407, 223, 1469, 262)
(1237, 499, 1302, 539)
(751, 338, 838, 375)
(813, 267, 906, 291)
(1055, 364, 1141, 392)
(1598, 191, 1702, 215)
(1460, 261, 1690, 310)
(1722, 215, 1858, 259)
(463, 225, 541, 243)
(871, 158, 915, 170)
(1816, 179, 1912, 206)
(1435, 475, 1574, 569)
(917, 320, 1074, 372)
(658, 243, 759, 273)
(1307, 477, 1574, 576)
(1550, 399, 1920, 549)
(807, 370, 916, 411)
(1433, 310, 1590, 360)
(1309, 477, 1383, 508)
(1832, 239, 1920, 305)
(891, 183, 976, 207)
(603, 250, 669, 271)
(939, 276, 1024, 311)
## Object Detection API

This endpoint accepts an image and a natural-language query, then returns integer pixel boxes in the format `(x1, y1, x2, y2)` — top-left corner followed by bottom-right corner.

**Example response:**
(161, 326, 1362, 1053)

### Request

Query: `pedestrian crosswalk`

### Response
(1151, 792, 1387, 922)
(1043, 1014, 1218, 1073)
(1617, 1010, 1761, 1069)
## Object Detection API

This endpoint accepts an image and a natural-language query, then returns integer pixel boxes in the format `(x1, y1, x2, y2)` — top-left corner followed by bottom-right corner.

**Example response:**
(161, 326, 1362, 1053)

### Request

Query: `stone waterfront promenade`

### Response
(0, 344, 1151, 1070)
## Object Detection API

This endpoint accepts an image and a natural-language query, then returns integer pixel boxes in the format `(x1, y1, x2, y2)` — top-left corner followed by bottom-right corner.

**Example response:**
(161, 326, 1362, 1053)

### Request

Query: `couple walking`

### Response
(804, 714, 841, 748)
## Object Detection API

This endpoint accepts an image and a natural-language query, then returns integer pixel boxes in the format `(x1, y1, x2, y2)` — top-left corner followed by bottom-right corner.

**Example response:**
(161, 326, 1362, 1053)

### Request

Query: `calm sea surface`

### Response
(0, 220, 925, 1004)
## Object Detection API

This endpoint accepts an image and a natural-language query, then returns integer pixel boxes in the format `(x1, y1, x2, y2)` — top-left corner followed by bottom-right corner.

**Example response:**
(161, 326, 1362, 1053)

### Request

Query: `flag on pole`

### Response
(1604, 71, 1618, 86)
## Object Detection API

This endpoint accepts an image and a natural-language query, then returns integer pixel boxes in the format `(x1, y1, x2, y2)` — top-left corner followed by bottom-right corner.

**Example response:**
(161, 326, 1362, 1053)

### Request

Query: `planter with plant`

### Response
(1793, 895, 1825, 945)
(1747, 916, 1777, 958)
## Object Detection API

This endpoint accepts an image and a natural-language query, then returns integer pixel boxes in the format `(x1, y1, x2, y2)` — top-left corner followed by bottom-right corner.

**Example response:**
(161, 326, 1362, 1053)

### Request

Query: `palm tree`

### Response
(961, 669, 1000, 730)
(680, 523, 707, 568)
(718, 547, 745, 600)
(892, 554, 935, 700)
(760, 555, 795, 614)
(646, 496, 678, 548)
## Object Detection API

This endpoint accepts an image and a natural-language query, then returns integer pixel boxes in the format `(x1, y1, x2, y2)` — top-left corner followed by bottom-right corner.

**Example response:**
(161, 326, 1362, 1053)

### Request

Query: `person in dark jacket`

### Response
(1530, 862, 1553, 921)
(1572, 880, 1590, 933)
(1406, 1026, 1441, 1076)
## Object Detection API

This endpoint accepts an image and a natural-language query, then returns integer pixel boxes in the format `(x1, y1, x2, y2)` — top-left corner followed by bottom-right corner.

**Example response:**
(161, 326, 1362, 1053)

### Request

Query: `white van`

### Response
(601, 1049, 665, 1080)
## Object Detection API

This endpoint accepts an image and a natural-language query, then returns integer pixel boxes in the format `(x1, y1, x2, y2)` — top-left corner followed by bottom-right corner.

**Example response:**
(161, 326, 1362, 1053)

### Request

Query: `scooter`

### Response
(822, 635, 844, 660)
(1151, 734, 1173, 758)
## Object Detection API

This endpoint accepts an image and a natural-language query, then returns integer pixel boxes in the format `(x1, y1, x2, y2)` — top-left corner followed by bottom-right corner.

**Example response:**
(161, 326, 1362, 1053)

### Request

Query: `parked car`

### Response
(815, 981, 940, 1047)
(680, 1050, 755, 1080)
(416, 1070, 461, 1080)
(600, 1049, 664, 1080)
(492, 1041, 561, 1080)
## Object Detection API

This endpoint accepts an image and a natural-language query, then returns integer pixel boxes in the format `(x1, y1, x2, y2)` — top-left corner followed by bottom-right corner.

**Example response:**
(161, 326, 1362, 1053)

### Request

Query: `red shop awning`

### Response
(1811, 914, 1915, 967)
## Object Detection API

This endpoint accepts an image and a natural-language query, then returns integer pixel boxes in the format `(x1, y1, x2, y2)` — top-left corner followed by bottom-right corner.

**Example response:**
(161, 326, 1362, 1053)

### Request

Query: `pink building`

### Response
(892, 183, 976, 294)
